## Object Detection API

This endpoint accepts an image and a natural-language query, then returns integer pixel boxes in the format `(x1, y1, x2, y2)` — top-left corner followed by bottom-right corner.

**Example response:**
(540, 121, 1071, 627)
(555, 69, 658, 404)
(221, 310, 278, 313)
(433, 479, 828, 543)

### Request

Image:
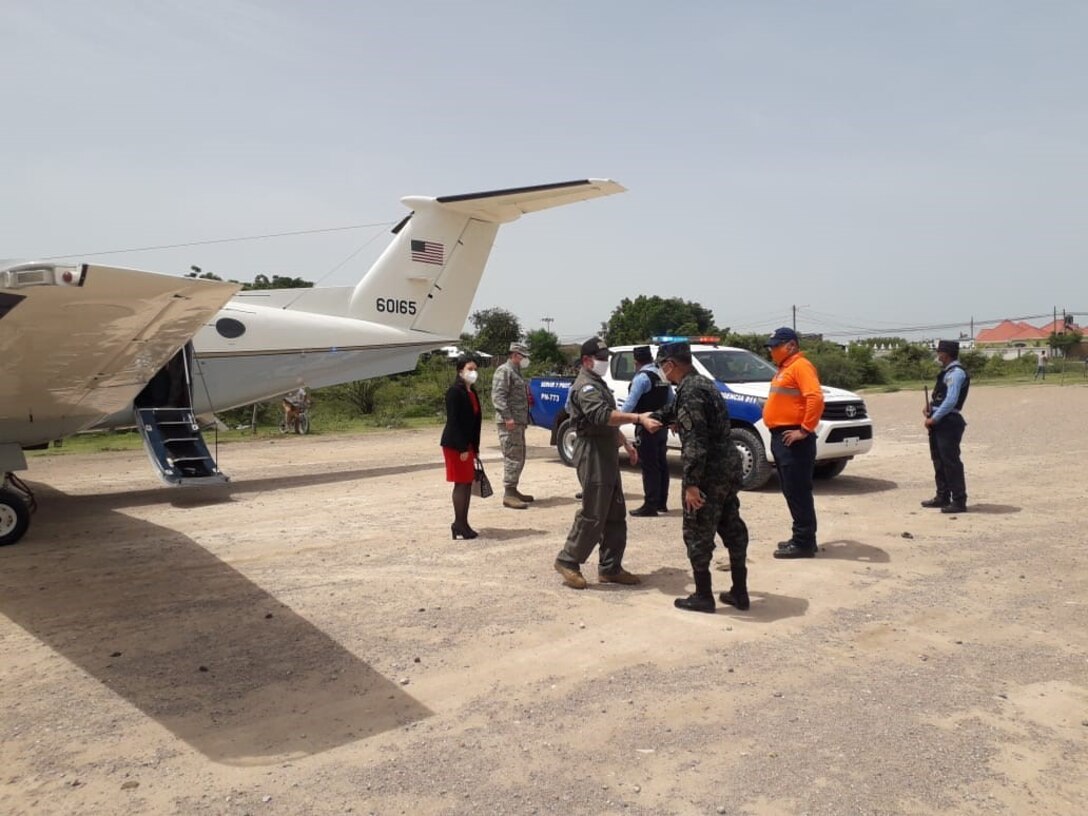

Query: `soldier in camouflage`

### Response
(651, 341, 750, 613)
(492, 341, 534, 509)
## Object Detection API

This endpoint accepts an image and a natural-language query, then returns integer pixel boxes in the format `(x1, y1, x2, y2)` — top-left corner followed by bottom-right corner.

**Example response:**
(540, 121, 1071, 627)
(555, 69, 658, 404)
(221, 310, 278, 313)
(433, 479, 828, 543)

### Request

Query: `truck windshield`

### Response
(693, 349, 777, 383)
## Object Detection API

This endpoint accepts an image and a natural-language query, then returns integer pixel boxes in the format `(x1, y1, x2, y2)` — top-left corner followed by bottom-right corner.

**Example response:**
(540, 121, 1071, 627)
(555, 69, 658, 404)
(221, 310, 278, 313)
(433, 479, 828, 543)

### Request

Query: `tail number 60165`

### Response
(376, 298, 417, 315)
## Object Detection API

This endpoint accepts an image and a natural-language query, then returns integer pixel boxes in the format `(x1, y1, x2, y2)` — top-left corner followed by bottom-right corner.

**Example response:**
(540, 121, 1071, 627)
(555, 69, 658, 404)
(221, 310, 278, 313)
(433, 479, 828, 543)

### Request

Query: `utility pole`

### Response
(792, 305, 797, 331)
(541, 317, 555, 332)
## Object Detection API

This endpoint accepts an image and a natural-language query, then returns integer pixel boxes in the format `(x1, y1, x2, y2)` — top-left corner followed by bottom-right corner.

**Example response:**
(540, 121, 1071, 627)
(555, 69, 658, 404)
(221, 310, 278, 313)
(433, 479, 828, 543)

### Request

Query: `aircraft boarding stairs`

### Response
(135, 407, 229, 486)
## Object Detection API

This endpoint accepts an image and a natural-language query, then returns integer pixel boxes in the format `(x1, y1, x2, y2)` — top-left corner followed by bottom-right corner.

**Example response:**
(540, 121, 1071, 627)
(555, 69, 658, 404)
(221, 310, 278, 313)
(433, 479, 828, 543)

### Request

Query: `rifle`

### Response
(923, 385, 930, 418)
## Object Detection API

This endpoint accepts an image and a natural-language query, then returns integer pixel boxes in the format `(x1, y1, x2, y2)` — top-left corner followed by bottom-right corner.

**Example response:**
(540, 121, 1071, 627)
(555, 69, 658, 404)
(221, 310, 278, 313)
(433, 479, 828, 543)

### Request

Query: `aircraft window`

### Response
(611, 351, 635, 382)
(216, 317, 247, 339)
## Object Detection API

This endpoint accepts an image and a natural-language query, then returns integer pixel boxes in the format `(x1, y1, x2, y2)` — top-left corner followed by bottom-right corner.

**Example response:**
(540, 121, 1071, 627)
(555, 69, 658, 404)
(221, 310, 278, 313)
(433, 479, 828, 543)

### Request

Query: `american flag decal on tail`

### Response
(410, 240, 444, 265)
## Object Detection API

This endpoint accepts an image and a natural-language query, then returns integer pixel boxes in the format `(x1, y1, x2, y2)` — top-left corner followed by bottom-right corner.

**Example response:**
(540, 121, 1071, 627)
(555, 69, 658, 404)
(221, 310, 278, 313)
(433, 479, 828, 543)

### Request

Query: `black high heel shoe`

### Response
(451, 523, 479, 540)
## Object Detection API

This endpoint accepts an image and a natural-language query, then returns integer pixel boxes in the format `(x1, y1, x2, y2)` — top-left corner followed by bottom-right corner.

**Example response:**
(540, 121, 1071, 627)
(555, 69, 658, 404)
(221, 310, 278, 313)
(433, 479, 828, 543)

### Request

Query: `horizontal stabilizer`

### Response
(432, 179, 627, 223)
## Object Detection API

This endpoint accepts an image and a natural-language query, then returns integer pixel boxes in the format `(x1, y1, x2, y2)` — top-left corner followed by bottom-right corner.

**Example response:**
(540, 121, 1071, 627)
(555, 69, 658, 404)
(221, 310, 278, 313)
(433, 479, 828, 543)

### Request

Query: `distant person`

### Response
(762, 328, 824, 559)
(621, 345, 674, 516)
(282, 386, 310, 434)
(651, 341, 750, 613)
(922, 340, 970, 514)
(492, 342, 534, 509)
(1034, 351, 1047, 381)
(441, 355, 483, 539)
(553, 337, 662, 590)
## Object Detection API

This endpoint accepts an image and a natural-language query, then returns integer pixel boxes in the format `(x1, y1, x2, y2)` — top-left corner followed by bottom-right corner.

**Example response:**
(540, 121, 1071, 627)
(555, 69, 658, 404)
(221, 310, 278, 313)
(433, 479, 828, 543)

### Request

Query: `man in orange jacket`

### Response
(762, 327, 825, 559)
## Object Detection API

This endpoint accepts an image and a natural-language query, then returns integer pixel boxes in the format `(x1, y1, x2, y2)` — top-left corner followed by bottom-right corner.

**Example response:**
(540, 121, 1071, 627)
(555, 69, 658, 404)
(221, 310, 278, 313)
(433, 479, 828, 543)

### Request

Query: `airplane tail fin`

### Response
(348, 179, 625, 337)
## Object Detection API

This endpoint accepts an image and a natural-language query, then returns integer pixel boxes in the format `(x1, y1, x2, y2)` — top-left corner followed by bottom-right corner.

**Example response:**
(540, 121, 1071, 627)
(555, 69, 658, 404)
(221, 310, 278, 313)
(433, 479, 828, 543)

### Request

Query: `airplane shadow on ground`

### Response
(637, 566, 809, 622)
(0, 502, 431, 765)
(818, 539, 891, 563)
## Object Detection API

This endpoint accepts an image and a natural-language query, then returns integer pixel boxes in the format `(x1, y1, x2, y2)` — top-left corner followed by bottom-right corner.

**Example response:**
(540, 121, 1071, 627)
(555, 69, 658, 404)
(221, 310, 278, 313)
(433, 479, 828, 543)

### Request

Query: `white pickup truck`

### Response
(529, 342, 874, 490)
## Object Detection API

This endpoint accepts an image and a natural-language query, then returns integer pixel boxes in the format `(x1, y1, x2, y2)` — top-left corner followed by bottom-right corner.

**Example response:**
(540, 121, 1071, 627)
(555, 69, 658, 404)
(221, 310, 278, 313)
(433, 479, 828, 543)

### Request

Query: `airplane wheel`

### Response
(0, 489, 30, 547)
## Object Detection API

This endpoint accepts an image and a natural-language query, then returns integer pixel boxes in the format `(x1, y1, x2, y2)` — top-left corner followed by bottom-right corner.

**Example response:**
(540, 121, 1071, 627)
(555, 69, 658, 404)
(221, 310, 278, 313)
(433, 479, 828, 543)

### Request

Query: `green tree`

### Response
(525, 328, 566, 371)
(723, 333, 769, 354)
(887, 343, 936, 381)
(1048, 329, 1083, 355)
(243, 274, 314, 290)
(603, 295, 718, 345)
(469, 307, 523, 356)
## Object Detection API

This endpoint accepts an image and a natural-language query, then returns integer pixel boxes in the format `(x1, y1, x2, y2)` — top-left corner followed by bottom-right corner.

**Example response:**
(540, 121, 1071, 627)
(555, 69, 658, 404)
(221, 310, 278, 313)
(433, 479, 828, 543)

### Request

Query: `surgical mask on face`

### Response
(519, 357, 530, 370)
(461, 369, 478, 385)
(770, 345, 790, 365)
(592, 359, 610, 377)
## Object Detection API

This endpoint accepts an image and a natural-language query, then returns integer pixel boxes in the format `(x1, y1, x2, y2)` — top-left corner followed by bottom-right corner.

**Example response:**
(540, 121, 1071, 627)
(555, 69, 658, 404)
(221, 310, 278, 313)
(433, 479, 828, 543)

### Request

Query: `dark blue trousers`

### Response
(928, 413, 967, 503)
(636, 427, 670, 510)
(770, 430, 817, 550)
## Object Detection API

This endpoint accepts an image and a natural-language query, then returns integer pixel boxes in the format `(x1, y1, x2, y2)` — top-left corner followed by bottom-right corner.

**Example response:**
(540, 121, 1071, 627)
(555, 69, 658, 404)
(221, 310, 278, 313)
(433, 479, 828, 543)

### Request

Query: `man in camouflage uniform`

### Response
(651, 341, 750, 613)
(554, 337, 663, 590)
(492, 341, 534, 509)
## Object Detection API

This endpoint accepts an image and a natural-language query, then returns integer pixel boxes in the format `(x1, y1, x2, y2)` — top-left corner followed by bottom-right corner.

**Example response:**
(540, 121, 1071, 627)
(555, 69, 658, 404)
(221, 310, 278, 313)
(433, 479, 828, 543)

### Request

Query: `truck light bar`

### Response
(651, 335, 721, 344)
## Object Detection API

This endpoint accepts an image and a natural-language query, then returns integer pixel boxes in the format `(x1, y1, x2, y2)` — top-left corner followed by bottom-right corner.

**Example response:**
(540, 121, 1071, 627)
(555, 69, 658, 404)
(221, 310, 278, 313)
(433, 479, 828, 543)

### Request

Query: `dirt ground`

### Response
(2, 383, 1087, 816)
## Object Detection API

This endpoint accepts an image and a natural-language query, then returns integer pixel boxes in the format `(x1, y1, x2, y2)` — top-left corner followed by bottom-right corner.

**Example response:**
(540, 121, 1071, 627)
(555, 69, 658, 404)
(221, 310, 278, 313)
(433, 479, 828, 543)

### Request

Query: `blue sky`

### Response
(3, 1, 1086, 341)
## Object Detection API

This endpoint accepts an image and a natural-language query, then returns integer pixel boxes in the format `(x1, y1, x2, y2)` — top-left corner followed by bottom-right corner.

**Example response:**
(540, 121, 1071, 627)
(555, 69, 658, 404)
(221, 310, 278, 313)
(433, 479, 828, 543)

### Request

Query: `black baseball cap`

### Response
(580, 336, 610, 360)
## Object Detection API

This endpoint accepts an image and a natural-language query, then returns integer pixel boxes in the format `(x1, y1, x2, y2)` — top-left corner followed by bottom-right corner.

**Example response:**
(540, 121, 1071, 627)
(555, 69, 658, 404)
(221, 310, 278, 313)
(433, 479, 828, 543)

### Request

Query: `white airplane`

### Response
(0, 178, 626, 546)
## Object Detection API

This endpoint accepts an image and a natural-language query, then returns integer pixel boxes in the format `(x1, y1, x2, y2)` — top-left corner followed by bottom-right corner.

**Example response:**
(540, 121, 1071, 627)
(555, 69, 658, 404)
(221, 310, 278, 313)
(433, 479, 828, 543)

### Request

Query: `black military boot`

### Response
(920, 495, 950, 509)
(941, 499, 967, 514)
(674, 569, 715, 613)
(719, 559, 750, 611)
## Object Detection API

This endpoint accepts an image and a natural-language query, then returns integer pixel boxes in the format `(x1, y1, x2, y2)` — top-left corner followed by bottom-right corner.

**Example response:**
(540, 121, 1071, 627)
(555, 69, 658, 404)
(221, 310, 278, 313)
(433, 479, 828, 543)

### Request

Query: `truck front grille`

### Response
(822, 401, 868, 421)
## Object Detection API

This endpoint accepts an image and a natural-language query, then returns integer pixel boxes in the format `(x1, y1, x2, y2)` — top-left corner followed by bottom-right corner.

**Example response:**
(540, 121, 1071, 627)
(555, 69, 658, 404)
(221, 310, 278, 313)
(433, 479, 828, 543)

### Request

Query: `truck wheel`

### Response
(813, 459, 848, 479)
(0, 489, 30, 547)
(732, 428, 773, 491)
(557, 419, 576, 466)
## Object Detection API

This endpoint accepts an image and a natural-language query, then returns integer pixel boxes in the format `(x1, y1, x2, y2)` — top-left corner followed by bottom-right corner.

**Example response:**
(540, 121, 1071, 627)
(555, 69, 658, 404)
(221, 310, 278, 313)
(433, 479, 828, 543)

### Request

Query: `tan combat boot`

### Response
(503, 489, 528, 510)
(554, 561, 587, 589)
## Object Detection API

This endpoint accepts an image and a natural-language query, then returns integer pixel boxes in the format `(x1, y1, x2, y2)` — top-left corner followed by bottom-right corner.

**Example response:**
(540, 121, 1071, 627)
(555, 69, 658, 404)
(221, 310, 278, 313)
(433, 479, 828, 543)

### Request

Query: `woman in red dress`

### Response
(441, 355, 483, 539)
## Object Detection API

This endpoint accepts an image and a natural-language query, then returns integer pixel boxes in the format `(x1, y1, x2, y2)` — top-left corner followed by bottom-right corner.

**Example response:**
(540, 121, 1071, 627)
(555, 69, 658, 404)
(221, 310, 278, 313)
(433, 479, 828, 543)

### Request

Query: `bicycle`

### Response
(280, 396, 312, 434)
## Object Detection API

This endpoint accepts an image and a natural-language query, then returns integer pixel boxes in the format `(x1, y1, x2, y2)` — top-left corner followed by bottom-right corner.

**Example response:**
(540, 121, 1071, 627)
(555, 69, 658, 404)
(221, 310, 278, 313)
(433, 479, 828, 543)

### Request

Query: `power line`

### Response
(36, 221, 395, 260)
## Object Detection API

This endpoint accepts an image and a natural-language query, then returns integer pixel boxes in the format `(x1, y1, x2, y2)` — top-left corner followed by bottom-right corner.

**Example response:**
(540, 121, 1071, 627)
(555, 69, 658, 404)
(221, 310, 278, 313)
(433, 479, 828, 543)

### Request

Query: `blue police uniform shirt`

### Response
(931, 364, 967, 422)
(621, 364, 674, 413)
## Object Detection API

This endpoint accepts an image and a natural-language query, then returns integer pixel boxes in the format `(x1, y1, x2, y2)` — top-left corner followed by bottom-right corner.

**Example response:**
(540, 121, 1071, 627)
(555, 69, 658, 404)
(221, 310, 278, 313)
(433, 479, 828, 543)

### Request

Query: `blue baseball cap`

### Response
(765, 327, 799, 348)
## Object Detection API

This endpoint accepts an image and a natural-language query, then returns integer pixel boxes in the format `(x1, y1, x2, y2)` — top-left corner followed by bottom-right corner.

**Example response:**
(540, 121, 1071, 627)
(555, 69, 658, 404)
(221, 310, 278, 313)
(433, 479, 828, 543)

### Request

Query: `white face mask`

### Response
(518, 357, 530, 370)
(461, 369, 478, 385)
(592, 359, 610, 377)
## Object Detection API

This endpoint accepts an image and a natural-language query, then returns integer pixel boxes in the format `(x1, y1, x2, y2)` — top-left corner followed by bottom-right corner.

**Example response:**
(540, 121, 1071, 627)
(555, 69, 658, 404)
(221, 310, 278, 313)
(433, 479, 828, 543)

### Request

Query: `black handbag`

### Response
(472, 458, 494, 498)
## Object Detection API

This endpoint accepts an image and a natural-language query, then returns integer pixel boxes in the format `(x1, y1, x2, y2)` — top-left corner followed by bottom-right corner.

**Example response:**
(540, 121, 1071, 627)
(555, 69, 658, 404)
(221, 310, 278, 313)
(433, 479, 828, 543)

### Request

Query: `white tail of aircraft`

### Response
(0, 178, 624, 546)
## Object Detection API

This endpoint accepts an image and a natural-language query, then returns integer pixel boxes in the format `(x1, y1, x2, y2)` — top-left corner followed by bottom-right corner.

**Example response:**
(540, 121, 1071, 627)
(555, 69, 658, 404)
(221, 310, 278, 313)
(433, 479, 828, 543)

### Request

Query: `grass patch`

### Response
(28, 416, 445, 458)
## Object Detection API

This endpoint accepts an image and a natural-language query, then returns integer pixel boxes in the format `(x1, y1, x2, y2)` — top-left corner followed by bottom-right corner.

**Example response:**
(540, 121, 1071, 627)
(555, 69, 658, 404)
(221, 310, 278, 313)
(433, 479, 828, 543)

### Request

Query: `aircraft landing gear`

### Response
(0, 473, 35, 547)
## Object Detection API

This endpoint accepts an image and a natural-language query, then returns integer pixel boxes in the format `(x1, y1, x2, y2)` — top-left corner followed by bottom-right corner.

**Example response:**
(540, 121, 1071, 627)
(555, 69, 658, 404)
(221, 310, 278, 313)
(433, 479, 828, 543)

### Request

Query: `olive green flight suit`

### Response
(556, 367, 628, 573)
